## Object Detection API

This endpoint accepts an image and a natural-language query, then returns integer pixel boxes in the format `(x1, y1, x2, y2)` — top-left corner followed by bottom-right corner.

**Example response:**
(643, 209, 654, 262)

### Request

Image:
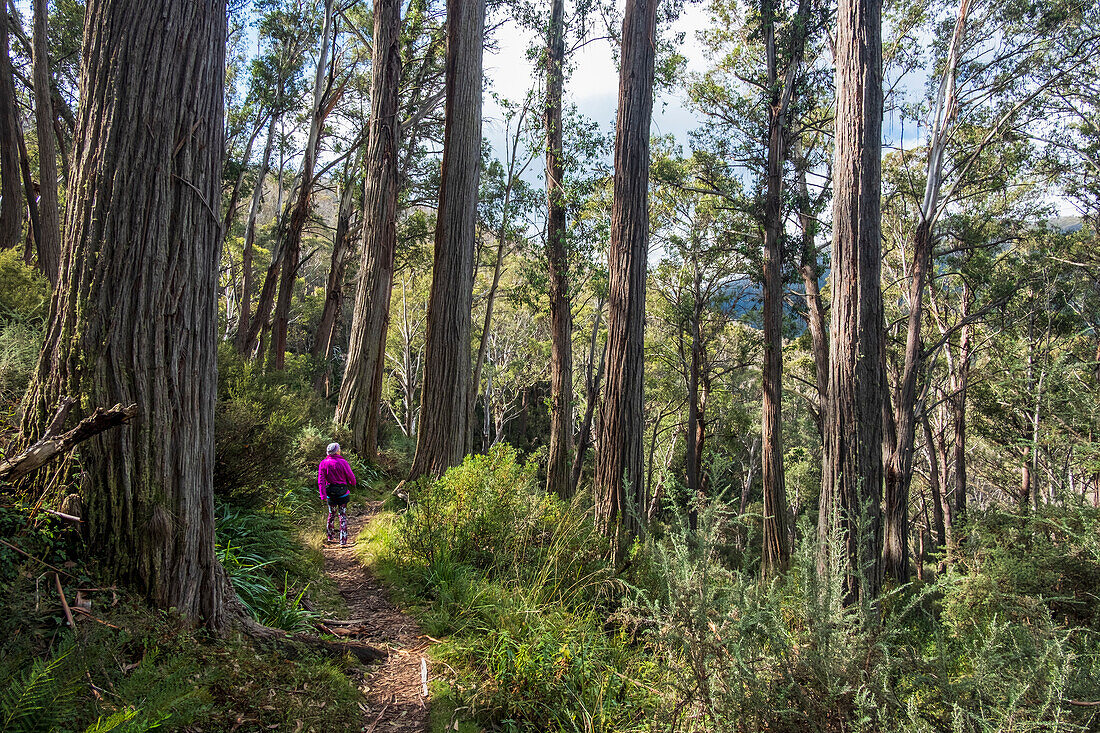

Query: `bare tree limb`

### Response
(0, 402, 139, 486)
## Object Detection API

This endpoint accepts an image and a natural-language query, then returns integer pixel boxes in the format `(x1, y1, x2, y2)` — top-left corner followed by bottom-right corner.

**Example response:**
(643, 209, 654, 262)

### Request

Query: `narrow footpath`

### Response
(321, 502, 431, 733)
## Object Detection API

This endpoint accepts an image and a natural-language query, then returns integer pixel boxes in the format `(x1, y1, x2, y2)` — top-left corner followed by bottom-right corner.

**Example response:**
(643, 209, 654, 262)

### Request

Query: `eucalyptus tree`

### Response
(818, 0, 885, 605)
(337, 0, 403, 457)
(0, 6, 21, 251)
(688, 0, 831, 574)
(880, 0, 1100, 581)
(408, 0, 486, 480)
(20, 0, 228, 626)
(29, 0, 58, 284)
(266, 0, 337, 370)
(234, 0, 313, 355)
(649, 149, 757, 522)
(594, 0, 661, 555)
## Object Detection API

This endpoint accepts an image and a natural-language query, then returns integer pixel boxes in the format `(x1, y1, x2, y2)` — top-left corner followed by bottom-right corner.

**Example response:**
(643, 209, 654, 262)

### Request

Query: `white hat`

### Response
(326, 442, 340, 455)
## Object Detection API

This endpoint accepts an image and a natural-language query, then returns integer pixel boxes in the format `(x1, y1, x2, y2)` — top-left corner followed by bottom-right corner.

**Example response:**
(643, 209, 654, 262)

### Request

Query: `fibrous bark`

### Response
(20, 0, 228, 627)
(817, 0, 885, 606)
(30, 0, 60, 284)
(544, 0, 573, 498)
(0, 8, 22, 251)
(594, 0, 659, 557)
(337, 0, 402, 457)
(407, 0, 485, 480)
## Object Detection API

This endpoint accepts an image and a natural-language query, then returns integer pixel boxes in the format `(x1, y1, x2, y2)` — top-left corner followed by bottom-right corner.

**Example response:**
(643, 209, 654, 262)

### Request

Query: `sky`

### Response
(481, 1, 714, 174)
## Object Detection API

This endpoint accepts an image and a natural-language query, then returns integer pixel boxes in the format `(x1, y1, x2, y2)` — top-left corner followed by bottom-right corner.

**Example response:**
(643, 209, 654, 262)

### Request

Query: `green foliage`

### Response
(0, 249, 49, 322)
(630, 502, 1100, 732)
(0, 250, 48, 420)
(213, 345, 328, 504)
(0, 320, 43, 419)
(0, 643, 78, 732)
(361, 444, 660, 731)
(400, 445, 550, 569)
(215, 502, 332, 632)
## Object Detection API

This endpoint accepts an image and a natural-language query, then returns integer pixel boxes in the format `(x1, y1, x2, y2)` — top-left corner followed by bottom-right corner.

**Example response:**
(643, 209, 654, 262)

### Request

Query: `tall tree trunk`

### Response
(20, 0, 227, 627)
(0, 8, 22, 251)
(952, 290, 970, 520)
(794, 156, 829, 427)
(545, 0, 573, 498)
(761, 73, 789, 578)
(234, 113, 277, 354)
(571, 301, 606, 495)
(685, 258, 706, 527)
(269, 0, 335, 371)
(921, 412, 945, 548)
(17, 122, 41, 264)
(882, 222, 931, 582)
(407, 0, 484, 480)
(336, 0, 402, 458)
(312, 154, 362, 395)
(759, 0, 810, 579)
(30, 0, 60, 284)
(594, 0, 659, 556)
(817, 0, 885, 606)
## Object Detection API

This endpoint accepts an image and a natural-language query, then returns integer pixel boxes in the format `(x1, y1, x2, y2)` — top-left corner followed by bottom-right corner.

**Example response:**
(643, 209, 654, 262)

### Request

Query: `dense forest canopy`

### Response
(1, 0, 1100, 729)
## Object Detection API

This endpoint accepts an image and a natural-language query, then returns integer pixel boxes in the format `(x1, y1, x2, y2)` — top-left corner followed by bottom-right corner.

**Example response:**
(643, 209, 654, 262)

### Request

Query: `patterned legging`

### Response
(327, 504, 348, 544)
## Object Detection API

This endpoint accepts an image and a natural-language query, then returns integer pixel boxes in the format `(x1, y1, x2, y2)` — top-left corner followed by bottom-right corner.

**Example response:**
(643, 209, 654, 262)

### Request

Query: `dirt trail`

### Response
(322, 501, 431, 733)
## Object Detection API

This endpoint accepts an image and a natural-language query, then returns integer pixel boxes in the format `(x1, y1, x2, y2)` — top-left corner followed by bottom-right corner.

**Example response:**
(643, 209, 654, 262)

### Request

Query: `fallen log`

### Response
(0, 401, 138, 485)
(246, 621, 388, 663)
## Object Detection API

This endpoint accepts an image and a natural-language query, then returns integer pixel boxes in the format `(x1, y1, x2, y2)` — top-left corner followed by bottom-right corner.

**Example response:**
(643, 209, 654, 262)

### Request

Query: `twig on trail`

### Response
(420, 657, 429, 698)
(365, 704, 389, 733)
(1, 538, 74, 577)
(54, 572, 75, 628)
(322, 617, 371, 625)
(419, 633, 444, 644)
(1068, 700, 1100, 707)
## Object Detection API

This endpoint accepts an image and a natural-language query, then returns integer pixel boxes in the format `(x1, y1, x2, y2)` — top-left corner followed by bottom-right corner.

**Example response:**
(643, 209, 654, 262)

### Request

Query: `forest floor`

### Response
(322, 501, 432, 733)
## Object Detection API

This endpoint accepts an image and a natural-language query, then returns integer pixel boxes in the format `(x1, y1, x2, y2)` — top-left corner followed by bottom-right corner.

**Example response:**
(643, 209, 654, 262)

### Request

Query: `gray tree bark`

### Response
(30, 0, 60, 284)
(544, 0, 573, 498)
(817, 0, 885, 606)
(0, 7, 22, 251)
(336, 0, 402, 458)
(408, 0, 484, 480)
(20, 0, 228, 627)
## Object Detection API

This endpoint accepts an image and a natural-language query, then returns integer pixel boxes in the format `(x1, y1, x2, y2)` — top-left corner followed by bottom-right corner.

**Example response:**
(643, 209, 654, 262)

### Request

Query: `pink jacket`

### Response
(317, 455, 356, 500)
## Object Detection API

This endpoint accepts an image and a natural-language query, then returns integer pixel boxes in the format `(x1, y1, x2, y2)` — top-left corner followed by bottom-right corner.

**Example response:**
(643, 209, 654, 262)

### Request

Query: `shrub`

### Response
(0, 248, 49, 322)
(213, 346, 325, 505)
(215, 503, 330, 632)
(360, 445, 658, 732)
(400, 444, 552, 570)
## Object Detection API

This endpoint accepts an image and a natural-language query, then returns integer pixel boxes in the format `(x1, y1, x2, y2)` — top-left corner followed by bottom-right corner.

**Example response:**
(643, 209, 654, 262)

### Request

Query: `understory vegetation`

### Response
(360, 444, 1100, 733)
(0, 340, 376, 732)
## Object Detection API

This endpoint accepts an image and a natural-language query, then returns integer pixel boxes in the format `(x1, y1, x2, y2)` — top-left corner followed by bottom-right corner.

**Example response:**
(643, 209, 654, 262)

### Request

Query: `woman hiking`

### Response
(318, 442, 356, 545)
